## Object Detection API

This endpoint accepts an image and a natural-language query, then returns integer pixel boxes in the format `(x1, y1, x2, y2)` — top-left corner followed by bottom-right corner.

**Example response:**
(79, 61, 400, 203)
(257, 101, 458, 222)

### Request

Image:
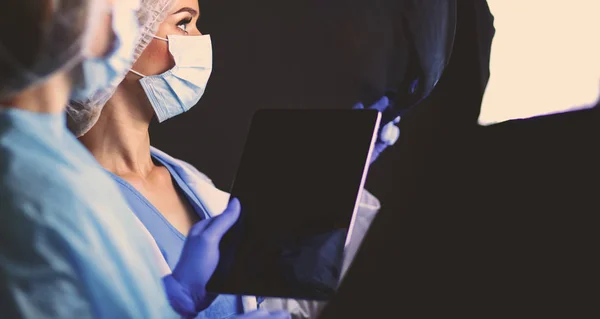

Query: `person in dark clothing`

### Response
(320, 0, 599, 317)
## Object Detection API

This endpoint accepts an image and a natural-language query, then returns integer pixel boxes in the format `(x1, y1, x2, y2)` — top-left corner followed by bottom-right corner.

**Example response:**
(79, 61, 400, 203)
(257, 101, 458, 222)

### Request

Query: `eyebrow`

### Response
(173, 7, 198, 17)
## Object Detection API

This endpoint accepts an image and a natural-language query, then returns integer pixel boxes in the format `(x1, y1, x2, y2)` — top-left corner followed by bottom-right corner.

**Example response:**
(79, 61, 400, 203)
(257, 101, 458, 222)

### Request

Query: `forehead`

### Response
(169, 0, 200, 13)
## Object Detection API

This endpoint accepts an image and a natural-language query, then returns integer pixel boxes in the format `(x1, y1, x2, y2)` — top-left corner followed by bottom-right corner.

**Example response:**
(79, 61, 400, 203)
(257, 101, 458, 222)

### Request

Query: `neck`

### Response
(0, 71, 71, 114)
(79, 81, 156, 177)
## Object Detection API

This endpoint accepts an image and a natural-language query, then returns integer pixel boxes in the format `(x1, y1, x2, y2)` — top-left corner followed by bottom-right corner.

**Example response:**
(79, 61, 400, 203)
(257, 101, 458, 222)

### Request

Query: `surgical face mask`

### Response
(130, 34, 213, 122)
(71, 0, 140, 101)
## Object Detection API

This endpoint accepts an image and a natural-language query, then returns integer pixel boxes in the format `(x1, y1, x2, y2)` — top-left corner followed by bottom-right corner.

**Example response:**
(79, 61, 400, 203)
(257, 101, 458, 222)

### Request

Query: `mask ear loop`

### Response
(153, 35, 169, 42)
(129, 69, 145, 77)
(129, 35, 171, 77)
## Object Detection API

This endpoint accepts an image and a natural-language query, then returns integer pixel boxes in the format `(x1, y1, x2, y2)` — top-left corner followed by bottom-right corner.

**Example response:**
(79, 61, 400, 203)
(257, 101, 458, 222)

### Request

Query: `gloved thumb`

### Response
(205, 198, 241, 239)
(369, 96, 389, 112)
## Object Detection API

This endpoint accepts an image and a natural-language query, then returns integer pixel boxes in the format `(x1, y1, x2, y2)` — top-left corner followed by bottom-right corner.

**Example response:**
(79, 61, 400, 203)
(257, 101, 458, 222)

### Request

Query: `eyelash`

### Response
(177, 18, 192, 32)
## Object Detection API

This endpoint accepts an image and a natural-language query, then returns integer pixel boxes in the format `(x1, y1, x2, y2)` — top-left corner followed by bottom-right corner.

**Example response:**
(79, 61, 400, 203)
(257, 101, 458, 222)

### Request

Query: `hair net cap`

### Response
(0, 0, 105, 100)
(67, 0, 175, 137)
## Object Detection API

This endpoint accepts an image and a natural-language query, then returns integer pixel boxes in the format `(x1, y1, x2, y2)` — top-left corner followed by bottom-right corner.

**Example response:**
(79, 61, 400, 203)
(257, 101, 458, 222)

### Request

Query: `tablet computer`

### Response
(206, 109, 381, 300)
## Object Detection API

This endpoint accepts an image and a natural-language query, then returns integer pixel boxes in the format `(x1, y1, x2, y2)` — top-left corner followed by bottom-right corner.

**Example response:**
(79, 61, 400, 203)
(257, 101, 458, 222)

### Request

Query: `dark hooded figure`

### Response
(321, 0, 599, 317)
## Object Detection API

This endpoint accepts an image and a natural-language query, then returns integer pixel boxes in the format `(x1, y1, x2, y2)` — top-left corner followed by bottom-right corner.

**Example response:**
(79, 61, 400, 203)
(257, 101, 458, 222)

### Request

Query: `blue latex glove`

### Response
(353, 96, 401, 164)
(163, 198, 241, 318)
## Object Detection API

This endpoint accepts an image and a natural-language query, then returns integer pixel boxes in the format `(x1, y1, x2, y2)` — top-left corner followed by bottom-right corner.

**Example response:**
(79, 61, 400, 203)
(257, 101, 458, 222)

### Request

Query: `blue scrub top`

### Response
(0, 108, 175, 318)
(107, 155, 243, 319)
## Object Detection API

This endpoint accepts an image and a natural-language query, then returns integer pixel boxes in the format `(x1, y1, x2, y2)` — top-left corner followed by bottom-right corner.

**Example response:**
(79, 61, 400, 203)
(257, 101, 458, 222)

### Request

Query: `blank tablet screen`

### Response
(207, 109, 381, 300)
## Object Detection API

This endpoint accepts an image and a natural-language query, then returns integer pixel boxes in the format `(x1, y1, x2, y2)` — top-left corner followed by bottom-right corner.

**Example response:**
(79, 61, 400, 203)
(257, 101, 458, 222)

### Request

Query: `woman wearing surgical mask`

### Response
(0, 0, 288, 318)
(67, 0, 400, 318)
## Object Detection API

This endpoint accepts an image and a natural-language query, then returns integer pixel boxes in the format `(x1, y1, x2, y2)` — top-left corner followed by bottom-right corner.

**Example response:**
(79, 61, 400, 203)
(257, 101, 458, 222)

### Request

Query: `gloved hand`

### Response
(236, 309, 291, 319)
(353, 96, 401, 164)
(163, 198, 241, 318)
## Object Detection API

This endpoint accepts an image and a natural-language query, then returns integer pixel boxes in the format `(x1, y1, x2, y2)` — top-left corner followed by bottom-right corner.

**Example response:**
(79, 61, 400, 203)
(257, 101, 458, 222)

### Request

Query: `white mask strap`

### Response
(128, 35, 171, 77)
(153, 35, 169, 42)
(129, 69, 146, 77)
(129, 35, 169, 77)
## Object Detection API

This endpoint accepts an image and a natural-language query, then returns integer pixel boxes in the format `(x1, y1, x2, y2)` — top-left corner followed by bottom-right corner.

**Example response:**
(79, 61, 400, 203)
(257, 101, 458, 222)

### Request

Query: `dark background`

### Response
(151, 0, 599, 316)
(150, 0, 404, 190)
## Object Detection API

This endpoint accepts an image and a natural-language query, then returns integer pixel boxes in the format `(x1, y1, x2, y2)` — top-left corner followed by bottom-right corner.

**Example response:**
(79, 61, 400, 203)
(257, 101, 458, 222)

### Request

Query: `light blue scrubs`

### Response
(107, 155, 243, 319)
(0, 108, 176, 319)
